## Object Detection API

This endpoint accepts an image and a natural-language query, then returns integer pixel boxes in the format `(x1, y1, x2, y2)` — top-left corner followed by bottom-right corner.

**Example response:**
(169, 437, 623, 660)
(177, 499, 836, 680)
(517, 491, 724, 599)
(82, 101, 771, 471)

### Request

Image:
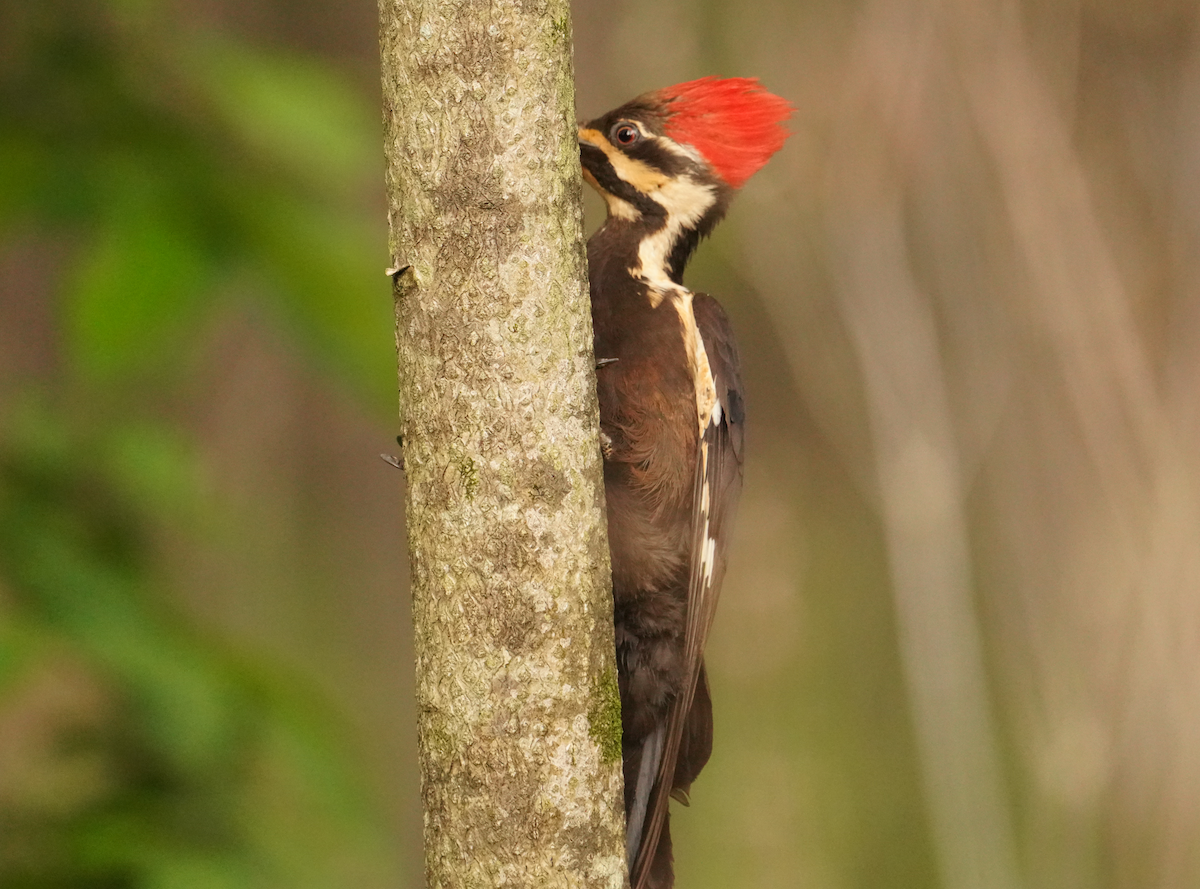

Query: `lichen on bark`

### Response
(378, 0, 627, 885)
(588, 668, 624, 765)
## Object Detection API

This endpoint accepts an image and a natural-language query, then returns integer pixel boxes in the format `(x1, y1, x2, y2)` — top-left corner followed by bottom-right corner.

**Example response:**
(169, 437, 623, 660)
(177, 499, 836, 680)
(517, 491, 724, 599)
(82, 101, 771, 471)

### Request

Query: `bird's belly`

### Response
(602, 459, 690, 597)
(603, 459, 692, 743)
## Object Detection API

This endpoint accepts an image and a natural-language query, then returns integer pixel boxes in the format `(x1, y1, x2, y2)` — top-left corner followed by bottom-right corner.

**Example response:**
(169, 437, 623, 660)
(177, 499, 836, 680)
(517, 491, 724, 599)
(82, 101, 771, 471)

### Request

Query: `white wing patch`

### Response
(669, 291, 719, 436)
(701, 526, 718, 583)
(695, 440, 718, 590)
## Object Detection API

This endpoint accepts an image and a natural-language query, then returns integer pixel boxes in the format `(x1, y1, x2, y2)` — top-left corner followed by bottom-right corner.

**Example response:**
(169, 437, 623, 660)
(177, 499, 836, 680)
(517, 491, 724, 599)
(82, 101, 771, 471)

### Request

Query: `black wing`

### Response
(631, 293, 745, 889)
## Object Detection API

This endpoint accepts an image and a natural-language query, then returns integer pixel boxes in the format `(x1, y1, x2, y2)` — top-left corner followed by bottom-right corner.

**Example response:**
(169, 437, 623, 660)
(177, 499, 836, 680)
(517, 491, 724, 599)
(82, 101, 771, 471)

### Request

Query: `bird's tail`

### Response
(625, 722, 665, 865)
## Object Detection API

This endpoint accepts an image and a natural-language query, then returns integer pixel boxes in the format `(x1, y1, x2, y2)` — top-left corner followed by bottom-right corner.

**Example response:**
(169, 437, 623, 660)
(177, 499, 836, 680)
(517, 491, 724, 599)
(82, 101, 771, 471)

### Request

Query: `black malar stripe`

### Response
(579, 142, 667, 221)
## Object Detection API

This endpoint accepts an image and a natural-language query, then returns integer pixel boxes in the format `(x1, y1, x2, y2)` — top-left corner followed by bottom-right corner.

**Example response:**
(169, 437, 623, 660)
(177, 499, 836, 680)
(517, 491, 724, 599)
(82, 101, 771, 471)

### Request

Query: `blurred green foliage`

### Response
(0, 0, 392, 399)
(0, 0, 399, 885)
(0, 405, 392, 888)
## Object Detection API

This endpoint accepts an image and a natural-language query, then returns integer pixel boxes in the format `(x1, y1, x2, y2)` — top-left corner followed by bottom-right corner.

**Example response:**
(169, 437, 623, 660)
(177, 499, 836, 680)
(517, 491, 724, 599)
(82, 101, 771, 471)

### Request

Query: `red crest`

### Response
(650, 77, 792, 189)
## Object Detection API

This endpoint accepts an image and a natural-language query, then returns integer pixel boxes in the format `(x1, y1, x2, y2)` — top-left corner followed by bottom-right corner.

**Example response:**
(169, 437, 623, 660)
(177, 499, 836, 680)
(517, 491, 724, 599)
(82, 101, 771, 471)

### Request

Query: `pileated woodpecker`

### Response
(579, 78, 791, 888)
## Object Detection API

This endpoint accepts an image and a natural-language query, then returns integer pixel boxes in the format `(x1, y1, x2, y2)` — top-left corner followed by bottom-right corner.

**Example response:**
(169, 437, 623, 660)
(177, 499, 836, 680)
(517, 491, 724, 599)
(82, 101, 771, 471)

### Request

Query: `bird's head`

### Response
(578, 77, 791, 284)
(578, 77, 792, 228)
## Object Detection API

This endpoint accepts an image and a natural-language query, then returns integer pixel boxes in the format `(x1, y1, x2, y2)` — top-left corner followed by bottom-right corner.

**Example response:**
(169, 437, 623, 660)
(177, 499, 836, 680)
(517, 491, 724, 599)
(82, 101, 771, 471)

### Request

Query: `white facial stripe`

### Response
(604, 194, 639, 221)
(657, 137, 706, 166)
(609, 152, 667, 192)
(632, 176, 717, 297)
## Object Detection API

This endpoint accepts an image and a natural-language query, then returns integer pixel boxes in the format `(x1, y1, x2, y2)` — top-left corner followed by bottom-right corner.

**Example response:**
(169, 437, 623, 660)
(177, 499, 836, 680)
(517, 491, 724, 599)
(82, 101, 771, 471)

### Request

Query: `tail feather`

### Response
(646, 812, 674, 889)
(626, 723, 665, 865)
(672, 662, 713, 797)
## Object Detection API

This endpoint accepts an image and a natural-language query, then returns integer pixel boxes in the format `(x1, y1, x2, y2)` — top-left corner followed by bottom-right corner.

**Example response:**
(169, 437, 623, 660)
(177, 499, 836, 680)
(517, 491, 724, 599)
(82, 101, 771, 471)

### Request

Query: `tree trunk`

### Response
(378, 1, 627, 886)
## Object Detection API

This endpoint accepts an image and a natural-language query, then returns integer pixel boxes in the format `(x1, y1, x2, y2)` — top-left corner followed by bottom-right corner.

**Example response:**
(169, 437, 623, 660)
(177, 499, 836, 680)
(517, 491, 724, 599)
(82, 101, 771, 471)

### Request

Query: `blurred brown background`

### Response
(2, 0, 1199, 887)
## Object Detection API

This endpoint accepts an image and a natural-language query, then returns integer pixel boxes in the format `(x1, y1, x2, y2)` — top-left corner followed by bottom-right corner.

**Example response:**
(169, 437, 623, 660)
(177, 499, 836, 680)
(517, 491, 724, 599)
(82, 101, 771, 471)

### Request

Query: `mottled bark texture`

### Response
(378, 1, 626, 886)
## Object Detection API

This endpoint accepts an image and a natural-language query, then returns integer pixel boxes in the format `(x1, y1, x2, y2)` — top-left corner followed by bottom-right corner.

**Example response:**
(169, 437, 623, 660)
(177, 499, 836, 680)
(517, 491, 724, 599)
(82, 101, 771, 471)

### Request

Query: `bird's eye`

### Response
(613, 123, 640, 146)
